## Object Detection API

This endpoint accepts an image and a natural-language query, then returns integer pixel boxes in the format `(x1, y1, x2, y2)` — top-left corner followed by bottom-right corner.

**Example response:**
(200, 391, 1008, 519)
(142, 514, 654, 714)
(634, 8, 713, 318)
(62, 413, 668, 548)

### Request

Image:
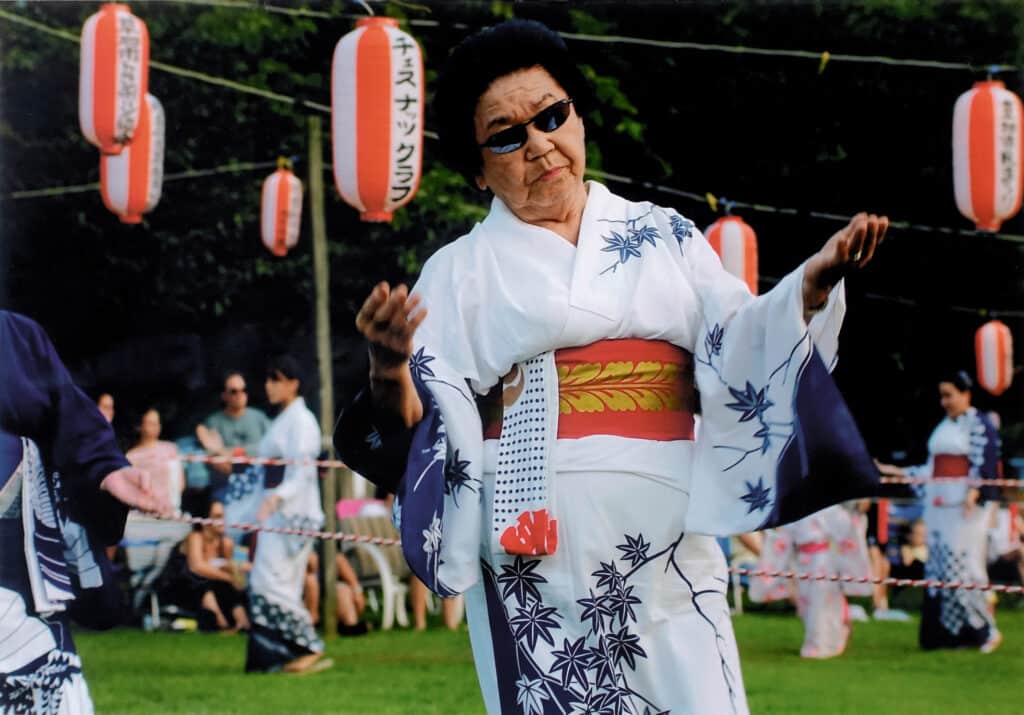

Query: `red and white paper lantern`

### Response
(331, 17, 424, 222)
(975, 319, 1013, 396)
(705, 215, 759, 295)
(261, 162, 303, 257)
(100, 93, 163, 224)
(953, 80, 1024, 232)
(79, 3, 150, 156)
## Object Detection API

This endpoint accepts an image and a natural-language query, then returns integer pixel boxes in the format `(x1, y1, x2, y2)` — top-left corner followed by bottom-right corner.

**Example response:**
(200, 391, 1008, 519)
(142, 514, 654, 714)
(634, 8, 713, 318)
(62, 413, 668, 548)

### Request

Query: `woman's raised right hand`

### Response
(355, 282, 428, 378)
(355, 282, 428, 426)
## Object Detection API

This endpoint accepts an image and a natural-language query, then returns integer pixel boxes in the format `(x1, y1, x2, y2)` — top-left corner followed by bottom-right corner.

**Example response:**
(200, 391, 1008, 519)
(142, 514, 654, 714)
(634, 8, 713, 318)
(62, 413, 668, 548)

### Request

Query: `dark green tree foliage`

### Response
(1, 1, 1022, 463)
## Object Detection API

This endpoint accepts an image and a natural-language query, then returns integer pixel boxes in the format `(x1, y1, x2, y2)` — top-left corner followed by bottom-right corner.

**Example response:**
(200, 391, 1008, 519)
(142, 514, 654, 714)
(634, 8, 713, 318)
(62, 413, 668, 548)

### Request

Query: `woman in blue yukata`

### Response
(877, 371, 1003, 653)
(336, 20, 889, 714)
(0, 311, 168, 714)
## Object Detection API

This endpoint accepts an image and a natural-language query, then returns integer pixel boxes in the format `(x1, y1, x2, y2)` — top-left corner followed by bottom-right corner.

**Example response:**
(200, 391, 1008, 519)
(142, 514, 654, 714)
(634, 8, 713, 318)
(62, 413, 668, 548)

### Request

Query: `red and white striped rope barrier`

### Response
(138, 511, 1023, 594)
(141, 510, 401, 547)
(178, 453, 1022, 488)
(880, 475, 1022, 488)
(731, 566, 1024, 594)
(180, 454, 349, 469)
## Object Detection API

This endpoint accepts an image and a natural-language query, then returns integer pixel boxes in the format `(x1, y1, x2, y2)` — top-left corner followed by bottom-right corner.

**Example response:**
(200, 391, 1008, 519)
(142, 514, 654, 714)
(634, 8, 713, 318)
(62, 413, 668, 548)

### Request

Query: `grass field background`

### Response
(77, 607, 1023, 714)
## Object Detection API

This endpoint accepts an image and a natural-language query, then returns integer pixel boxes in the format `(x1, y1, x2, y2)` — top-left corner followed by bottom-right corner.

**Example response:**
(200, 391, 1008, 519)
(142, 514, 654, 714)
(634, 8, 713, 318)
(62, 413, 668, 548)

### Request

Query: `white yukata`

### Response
(750, 505, 871, 659)
(906, 408, 1000, 650)
(338, 181, 878, 714)
(243, 396, 325, 672)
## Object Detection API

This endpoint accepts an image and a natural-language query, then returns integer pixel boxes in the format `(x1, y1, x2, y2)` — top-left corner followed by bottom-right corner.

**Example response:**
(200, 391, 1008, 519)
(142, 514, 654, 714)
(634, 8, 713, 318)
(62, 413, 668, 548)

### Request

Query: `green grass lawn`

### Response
(77, 607, 1024, 714)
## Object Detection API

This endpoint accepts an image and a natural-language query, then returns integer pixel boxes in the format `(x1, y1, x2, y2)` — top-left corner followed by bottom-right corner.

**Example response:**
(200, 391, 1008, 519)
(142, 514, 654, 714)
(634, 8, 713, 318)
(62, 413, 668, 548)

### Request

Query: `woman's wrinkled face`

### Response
(938, 382, 971, 418)
(473, 66, 586, 222)
(140, 409, 161, 441)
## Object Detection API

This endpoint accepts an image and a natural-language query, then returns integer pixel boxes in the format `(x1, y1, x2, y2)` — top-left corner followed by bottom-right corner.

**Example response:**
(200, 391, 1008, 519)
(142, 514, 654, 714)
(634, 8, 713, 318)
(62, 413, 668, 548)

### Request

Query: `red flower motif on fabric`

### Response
(500, 509, 559, 556)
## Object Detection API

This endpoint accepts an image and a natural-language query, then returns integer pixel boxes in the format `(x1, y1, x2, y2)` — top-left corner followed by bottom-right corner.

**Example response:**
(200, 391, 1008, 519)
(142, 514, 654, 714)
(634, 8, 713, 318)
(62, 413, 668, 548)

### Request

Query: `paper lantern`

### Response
(705, 215, 759, 295)
(261, 160, 303, 257)
(79, 3, 150, 156)
(975, 319, 1013, 396)
(100, 93, 164, 224)
(331, 17, 424, 222)
(953, 80, 1024, 232)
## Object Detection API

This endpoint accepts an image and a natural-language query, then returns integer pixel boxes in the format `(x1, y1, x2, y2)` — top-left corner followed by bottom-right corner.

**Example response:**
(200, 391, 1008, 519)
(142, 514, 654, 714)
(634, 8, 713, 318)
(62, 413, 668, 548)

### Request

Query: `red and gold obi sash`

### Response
(933, 454, 971, 477)
(482, 338, 696, 441)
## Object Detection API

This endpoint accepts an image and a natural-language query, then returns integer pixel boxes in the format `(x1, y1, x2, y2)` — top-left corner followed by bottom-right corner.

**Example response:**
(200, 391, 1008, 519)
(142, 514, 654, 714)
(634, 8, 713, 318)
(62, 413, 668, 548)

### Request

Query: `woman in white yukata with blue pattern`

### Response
(337, 20, 889, 714)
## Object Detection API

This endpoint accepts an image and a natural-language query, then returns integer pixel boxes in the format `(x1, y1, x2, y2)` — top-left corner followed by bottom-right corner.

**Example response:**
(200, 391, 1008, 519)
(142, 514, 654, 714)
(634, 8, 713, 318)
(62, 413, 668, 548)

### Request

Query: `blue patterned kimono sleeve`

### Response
(667, 216, 879, 536)
(334, 376, 459, 596)
(0, 311, 128, 545)
(969, 410, 1002, 503)
(333, 385, 417, 494)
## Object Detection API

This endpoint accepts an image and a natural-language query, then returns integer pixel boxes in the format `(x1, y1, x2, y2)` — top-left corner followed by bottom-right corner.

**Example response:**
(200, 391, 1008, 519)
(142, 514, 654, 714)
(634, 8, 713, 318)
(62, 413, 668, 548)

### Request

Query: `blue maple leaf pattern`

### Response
(704, 323, 725, 358)
(601, 231, 642, 264)
(550, 636, 591, 689)
(592, 561, 625, 592)
(587, 637, 618, 689)
(670, 213, 694, 246)
(577, 589, 613, 636)
(631, 224, 660, 247)
(616, 533, 651, 567)
(725, 381, 774, 422)
(497, 556, 547, 607)
(443, 449, 477, 507)
(408, 347, 436, 380)
(606, 626, 646, 670)
(740, 477, 772, 514)
(510, 600, 561, 650)
(607, 584, 642, 626)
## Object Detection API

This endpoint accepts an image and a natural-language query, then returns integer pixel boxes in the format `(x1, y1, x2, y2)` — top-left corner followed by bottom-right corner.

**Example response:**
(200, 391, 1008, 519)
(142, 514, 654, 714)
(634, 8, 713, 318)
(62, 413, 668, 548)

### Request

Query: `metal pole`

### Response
(308, 114, 337, 639)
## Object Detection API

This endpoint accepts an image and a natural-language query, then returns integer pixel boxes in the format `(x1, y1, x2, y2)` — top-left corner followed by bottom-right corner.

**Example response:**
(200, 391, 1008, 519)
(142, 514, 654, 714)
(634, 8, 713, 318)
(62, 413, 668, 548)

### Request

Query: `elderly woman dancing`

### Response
(337, 20, 888, 714)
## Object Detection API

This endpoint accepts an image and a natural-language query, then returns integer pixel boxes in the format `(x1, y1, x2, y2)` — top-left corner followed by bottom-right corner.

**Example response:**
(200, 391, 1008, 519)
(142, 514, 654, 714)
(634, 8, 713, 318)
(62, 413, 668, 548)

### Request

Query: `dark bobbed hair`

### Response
(432, 19, 594, 186)
(265, 354, 304, 392)
(939, 370, 973, 393)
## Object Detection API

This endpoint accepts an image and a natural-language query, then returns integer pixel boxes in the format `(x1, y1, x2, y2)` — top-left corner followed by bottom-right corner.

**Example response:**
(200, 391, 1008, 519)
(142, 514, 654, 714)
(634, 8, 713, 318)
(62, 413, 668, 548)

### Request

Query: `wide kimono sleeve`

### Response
(0, 311, 129, 545)
(335, 244, 487, 596)
(969, 410, 1002, 504)
(669, 214, 879, 535)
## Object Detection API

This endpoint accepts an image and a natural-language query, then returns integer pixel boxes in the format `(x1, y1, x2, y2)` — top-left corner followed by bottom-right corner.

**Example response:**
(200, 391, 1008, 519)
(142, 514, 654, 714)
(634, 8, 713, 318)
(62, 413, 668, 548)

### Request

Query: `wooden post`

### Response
(308, 115, 337, 639)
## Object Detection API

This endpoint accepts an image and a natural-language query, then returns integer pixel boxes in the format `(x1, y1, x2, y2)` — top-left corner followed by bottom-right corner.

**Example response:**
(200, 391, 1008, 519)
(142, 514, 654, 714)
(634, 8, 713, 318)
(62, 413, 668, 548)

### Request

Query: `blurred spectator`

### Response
(893, 518, 928, 581)
(158, 500, 250, 632)
(96, 392, 115, 424)
(126, 407, 184, 512)
(196, 371, 271, 497)
(987, 506, 1023, 586)
(335, 553, 369, 636)
(304, 551, 322, 626)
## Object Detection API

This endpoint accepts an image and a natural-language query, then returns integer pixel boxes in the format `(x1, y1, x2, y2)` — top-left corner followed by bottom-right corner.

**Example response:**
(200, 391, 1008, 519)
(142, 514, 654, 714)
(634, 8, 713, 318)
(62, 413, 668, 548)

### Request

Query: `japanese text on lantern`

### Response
(115, 15, 142, 141)
(999, 98, 1018, 207)
(391, 34, 418, 203)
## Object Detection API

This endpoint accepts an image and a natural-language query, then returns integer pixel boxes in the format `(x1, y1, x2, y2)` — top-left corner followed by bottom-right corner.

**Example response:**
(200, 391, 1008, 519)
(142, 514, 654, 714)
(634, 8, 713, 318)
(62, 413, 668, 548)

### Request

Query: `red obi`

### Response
(798, 541, 830, 554)
(933, 454, 971, 477)
(482, 339, 696, 441)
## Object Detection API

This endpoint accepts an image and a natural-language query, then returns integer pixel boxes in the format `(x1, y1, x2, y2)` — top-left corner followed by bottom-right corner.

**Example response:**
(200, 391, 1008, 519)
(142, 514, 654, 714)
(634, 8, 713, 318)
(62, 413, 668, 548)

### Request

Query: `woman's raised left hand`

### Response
(803, 213, 889, 312)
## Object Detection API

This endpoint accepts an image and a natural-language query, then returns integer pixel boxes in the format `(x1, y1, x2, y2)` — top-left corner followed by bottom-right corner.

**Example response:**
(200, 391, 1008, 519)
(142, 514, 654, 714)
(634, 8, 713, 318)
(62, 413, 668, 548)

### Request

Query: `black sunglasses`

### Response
(479, 98, 574, 155)
(226, 387, 246, 395)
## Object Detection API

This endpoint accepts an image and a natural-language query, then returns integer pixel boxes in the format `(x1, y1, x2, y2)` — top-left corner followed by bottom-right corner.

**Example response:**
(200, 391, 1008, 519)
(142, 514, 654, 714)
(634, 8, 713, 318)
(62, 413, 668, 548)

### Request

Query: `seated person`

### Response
(892, 518, 928, 581)
(159, 500, 250, 632)
(336, 552, 369, 636)
(987, 505, 1024, 585)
